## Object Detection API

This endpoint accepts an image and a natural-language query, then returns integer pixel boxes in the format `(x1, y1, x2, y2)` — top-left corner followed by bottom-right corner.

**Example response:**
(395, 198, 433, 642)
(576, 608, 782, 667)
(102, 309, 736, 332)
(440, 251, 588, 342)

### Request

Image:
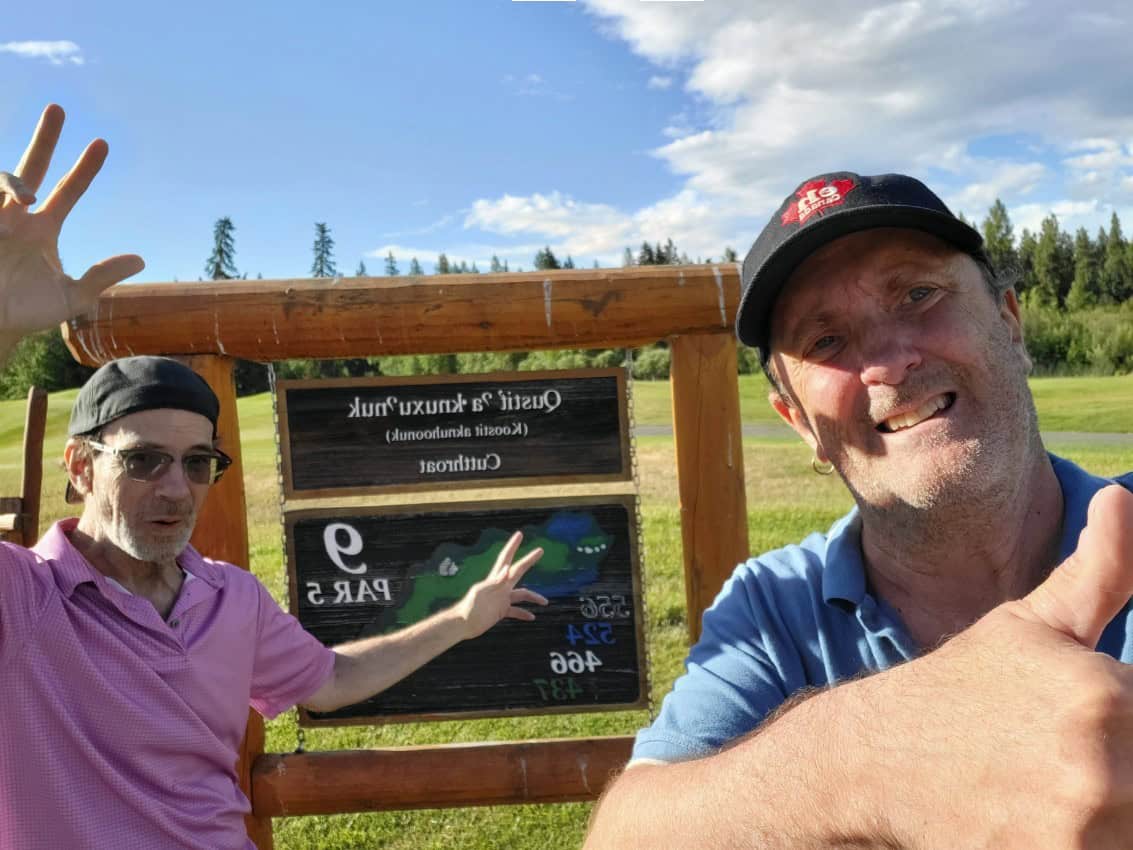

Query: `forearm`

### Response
(585, 678, 904, 850)
(304, 605, 470, 711)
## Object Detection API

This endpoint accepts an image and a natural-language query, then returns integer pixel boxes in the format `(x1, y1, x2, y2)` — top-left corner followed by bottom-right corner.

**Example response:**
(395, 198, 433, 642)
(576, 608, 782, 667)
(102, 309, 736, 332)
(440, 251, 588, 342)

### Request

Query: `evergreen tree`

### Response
(1066, 227, 1101, 310)
(504, 260, 510, 272)
(1101, 212, 1131, 303)
(489, 254, 503, 273)
(981, 199, 1018, 275)
(355, 260, 367, 277)
(563, 255, 575, 269)
(436, 253, 450, 274)
(409, 257, 423, 276)
(1031, 215, 1073, 307)
(662, 239, 677, 264)
(722, 246, 738, 263)
(311, 223, 337, 278)
(384, 250, 400, 276)
(1017, 228, 1038, 295)
(469, 262, 480, 274)
(622, 247, 635, 267)
(205, 217, 238, 280)
(534, 246, 560, 270)
(637, 242, 656, 265)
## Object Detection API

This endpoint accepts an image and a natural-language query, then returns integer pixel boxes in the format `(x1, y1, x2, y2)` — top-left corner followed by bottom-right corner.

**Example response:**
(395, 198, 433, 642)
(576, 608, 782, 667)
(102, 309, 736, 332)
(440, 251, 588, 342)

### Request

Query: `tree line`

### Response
(2, 204, 1131, 399)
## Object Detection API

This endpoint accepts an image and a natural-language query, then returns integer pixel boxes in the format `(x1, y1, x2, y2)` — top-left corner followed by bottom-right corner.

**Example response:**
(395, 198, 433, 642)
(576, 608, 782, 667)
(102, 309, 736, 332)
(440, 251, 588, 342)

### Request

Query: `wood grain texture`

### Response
(175, 356, 272, 849)
(670, 334, 750, 644)
(251, 736, 634, 816)
(61, 266, 740, 364)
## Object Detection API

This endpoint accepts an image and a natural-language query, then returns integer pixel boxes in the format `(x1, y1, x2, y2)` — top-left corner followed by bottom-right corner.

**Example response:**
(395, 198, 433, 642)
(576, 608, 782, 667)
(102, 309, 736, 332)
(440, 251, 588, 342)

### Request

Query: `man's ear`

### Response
(769, 389, 827, 462)
(999, 288, 1033, 372)
(63, 438, 92, 502)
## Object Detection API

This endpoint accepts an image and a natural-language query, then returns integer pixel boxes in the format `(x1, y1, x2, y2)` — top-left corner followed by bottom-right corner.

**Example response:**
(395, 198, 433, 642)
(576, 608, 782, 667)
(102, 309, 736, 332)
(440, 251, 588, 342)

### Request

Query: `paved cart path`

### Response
(634, 424, 1133, 445)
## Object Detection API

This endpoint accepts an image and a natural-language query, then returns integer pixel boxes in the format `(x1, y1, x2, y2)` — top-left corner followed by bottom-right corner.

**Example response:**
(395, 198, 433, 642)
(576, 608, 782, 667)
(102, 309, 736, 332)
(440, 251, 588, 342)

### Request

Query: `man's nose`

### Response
(153, 457, 193, 499)
(857, 325, 922, 386)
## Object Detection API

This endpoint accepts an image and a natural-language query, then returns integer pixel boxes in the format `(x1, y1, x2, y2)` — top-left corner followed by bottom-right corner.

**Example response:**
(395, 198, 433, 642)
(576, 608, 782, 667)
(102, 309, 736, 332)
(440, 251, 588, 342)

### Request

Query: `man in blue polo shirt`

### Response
(586, 173, 1133, 848)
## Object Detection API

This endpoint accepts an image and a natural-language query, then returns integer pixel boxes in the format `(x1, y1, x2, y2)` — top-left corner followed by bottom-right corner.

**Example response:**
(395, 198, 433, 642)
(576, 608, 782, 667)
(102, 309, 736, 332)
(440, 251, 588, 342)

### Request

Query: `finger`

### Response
(0, 172, 36, 206)
(507, 547, 544, 583)
(491, 532, 524, 576)
(14, 104, 65, 195)
(505, 606, 537, 622)
(1023, 485, 1133, 649)
(38, 138, 109, 224)
(68, 254, 145, 314)
(511, 588, 549, 607)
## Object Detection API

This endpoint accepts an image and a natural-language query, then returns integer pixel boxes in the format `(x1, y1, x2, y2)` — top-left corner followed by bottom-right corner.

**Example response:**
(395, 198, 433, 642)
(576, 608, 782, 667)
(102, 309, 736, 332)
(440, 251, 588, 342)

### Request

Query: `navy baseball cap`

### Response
(66, 356, 220, 502)
(736, 172, 986, 353)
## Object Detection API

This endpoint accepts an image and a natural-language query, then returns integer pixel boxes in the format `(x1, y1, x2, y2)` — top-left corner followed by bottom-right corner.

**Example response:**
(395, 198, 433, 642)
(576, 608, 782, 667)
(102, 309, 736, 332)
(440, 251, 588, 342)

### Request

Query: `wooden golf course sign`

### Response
(276, 368, 631, 498)
(285, 495, 648, 725)
(64, 265, 751, 845)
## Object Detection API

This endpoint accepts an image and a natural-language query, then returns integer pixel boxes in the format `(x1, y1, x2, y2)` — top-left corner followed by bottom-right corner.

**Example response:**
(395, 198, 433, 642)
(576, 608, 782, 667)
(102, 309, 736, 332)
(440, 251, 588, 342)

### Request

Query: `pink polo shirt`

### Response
(0, 519, 336, 850)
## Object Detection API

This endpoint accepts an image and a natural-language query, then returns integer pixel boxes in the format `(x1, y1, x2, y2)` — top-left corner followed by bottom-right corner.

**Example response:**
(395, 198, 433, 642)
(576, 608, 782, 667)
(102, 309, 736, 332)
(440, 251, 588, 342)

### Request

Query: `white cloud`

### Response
(567, 0, 1133, 241)
(0, 40, 84, 65)
(647, 75, 672, 90)
(1009, 200, 1100, 235)
(465, 188, 754, 265)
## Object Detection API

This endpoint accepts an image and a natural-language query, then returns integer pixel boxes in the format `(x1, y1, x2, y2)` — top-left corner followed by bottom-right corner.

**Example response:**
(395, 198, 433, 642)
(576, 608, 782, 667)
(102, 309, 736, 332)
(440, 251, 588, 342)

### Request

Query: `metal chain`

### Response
(267, 363, 308, 754)
(623, 347, 655, 721)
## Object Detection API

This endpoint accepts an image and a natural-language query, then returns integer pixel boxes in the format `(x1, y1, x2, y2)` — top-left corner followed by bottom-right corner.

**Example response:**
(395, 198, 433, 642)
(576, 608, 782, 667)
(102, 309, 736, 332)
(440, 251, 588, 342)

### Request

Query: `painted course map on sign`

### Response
(286, 498, 647, 724)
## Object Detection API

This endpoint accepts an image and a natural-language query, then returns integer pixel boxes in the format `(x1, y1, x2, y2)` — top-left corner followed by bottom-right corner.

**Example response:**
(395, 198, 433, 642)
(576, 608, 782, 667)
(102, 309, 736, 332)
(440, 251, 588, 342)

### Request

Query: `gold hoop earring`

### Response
(811, 456, 834, 476)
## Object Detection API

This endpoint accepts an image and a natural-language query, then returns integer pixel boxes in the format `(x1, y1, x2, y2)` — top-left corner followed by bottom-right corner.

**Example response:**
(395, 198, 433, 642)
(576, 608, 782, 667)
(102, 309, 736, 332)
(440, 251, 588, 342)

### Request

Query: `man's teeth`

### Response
(883, 395, 949, 432)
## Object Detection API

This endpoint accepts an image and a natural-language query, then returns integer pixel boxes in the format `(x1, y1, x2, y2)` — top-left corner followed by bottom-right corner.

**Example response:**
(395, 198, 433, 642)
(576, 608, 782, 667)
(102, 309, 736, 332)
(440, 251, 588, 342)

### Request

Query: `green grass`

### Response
(2, 376, 1132, 849)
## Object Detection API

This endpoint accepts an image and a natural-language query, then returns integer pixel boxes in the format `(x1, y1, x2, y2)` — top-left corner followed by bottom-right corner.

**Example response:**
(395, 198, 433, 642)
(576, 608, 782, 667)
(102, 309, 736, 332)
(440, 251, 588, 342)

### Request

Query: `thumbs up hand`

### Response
(870, 485, 1133, 849)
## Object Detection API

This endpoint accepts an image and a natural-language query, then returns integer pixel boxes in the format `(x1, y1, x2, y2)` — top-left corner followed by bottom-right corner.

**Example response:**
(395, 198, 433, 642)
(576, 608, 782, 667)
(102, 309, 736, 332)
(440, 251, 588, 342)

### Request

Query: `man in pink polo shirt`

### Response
(0, 106, 548, 849)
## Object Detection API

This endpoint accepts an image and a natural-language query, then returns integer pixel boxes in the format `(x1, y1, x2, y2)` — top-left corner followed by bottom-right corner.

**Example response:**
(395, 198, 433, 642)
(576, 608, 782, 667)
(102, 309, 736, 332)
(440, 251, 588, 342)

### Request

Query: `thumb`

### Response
(72, 254, 145, 312)
(1022, 484, 1133, 649)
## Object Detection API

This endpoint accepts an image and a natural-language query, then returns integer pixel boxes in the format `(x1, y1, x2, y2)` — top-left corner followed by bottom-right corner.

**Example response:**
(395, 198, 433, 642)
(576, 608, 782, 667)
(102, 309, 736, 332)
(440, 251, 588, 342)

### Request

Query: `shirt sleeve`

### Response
(631, 564, 792, 764)
(0, 543, 51, 667)
(248, 578, 336, 719)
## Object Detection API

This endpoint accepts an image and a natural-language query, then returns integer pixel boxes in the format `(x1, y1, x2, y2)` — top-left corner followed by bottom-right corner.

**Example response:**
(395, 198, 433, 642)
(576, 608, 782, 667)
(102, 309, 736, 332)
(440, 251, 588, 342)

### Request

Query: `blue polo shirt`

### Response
(632, 455, 1133, 763)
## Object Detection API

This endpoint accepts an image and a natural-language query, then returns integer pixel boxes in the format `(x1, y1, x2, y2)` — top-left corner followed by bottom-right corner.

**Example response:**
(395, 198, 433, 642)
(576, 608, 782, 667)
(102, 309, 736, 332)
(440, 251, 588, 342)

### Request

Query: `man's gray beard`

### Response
(107, 516, 194, 563)
(96, 493, 196, 564)
(848, 372, 1043, 547)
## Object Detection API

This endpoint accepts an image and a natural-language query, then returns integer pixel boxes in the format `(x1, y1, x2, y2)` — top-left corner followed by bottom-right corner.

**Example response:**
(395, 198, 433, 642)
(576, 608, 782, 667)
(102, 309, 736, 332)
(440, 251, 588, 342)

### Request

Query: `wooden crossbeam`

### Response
(62, 266, 741, 365)
(251, 736, 634, 817)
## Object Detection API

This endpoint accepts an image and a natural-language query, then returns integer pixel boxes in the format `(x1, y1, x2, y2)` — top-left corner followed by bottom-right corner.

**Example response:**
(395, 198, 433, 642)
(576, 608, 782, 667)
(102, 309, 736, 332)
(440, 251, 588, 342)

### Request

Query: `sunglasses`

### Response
(87, 440, 233, 485)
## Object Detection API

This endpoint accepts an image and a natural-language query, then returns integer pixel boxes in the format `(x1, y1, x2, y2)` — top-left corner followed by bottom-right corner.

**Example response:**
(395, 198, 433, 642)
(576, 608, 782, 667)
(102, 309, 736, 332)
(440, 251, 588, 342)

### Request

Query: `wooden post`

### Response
(20, 387, 47, 547)
(177, 355, 273, 850)
(669, 333, 749, 644)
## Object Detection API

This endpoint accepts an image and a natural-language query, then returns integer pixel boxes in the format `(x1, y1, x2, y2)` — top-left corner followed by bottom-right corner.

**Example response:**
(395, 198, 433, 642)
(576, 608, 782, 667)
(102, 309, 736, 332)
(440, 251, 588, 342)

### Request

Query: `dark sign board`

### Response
(285, 495, 648, 725)
(277, 369, 630, 498)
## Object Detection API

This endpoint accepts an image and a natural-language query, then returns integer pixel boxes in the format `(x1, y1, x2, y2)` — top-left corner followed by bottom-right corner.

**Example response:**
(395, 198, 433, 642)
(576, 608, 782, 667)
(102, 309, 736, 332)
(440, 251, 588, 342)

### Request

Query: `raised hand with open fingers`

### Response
(456, 531, 549, 640)
(0, 104, 144, 353)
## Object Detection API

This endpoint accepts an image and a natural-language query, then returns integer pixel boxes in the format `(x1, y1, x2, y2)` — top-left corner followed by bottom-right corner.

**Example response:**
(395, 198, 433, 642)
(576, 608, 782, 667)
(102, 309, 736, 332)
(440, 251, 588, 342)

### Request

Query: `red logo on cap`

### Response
(781, 178, 857, 226)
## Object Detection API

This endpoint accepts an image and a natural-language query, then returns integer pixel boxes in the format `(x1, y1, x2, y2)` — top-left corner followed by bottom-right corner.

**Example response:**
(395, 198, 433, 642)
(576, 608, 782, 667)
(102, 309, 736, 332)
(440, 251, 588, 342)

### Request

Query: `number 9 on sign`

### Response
(323, 522, 367, 574)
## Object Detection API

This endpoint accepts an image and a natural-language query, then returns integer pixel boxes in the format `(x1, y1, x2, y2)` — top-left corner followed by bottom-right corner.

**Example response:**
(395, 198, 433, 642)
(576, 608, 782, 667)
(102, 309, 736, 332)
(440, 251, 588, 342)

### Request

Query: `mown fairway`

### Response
(1, 373, 1131, 849)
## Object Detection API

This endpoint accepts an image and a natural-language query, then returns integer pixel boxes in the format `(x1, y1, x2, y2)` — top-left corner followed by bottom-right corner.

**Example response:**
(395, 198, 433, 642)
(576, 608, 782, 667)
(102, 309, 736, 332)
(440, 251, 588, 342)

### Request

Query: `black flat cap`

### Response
(69, 356, 220, 437)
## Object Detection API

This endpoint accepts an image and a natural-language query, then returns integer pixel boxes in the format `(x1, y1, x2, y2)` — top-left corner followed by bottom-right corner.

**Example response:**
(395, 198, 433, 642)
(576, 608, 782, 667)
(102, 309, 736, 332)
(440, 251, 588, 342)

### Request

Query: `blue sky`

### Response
(3, 0, 1132, 282)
